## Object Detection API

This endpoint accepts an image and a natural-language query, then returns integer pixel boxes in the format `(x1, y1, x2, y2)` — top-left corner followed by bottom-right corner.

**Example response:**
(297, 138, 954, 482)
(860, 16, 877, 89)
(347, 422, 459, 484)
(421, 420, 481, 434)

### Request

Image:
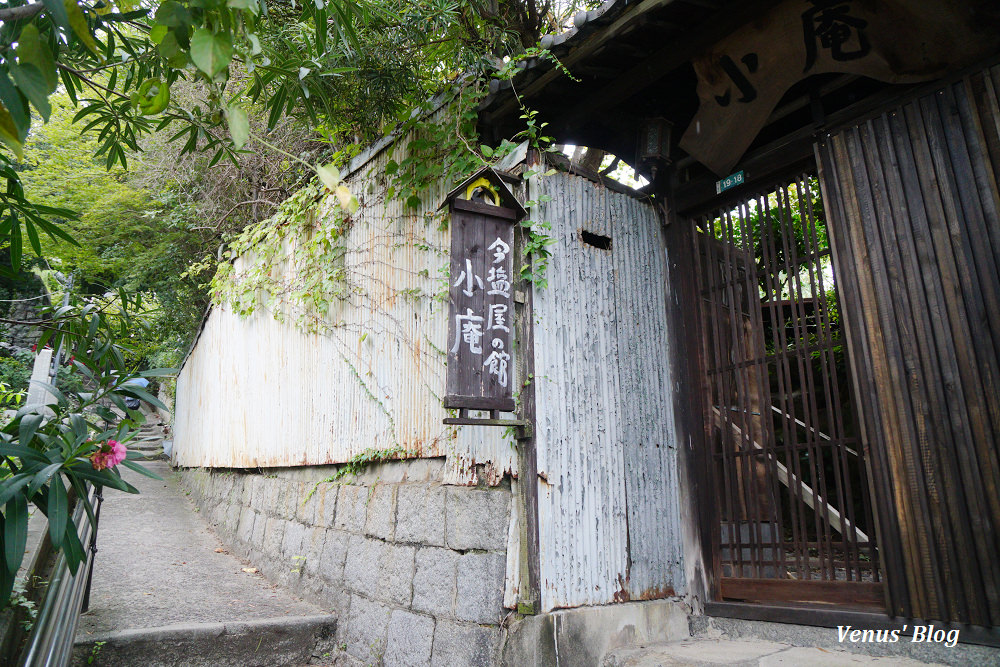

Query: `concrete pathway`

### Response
(77, 458, 323, 634)
(74, 423, 337, 666)
(604, 638, 945, 667)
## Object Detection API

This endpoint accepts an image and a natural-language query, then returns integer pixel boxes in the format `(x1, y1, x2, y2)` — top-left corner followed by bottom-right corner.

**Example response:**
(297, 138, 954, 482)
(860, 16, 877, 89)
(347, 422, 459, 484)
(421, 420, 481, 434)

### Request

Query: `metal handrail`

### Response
(18, 485, 102, 667)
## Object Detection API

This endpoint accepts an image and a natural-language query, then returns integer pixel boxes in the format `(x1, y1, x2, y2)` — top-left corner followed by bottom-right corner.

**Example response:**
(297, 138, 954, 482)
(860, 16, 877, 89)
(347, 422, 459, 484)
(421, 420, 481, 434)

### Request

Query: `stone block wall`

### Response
(180, 460, 512, 666)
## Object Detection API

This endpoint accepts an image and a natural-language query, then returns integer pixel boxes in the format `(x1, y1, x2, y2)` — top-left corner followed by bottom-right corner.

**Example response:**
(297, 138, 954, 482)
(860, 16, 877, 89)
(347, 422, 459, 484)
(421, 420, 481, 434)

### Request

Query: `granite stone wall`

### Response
(180, 460, 512, 666)
(4, 300, 44, 349)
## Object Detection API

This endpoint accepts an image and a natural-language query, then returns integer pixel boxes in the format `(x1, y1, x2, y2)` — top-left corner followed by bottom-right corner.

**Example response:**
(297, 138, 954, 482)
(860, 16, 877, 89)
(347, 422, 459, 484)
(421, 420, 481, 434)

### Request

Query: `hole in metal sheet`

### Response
(581, 229, 612, 250)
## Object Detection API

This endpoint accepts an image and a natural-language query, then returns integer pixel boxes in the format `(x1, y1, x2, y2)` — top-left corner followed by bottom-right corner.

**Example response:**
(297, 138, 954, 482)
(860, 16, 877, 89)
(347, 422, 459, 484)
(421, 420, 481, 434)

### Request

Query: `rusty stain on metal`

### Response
(637, 585, 676, 601)
(613, 574, 630, 603)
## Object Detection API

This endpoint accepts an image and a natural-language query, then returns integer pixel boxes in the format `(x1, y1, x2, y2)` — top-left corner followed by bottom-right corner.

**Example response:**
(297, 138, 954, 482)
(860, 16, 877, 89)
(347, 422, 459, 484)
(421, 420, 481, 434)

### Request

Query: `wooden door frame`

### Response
(669, 148, 890, 611)
(663, 56, 1000, 641)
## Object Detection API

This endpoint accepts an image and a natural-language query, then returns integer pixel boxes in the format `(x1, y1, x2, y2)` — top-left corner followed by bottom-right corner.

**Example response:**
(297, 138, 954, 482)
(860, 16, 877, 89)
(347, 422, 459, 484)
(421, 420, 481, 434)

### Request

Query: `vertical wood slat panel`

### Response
(920, 86, 1000, 622)
(817, 65, 1000, 627)
(855, 114, 957, 622)
(815, 135, 913, 618)
(892, 102, 990, 623)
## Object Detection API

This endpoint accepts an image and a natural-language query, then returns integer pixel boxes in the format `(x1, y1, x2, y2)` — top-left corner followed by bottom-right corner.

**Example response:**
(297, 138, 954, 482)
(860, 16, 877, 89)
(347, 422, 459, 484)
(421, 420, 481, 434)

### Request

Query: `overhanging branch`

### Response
(0, 3, 45, 23)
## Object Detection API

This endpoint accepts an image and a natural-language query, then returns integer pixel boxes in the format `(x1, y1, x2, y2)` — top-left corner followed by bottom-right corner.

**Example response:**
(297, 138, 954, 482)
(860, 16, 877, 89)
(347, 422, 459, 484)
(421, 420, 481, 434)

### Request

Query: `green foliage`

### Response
(512, 107, 557, 287)
(0, 291, 173, 608)
(0, 352, 32, 395)
(707, 178, 828, 302)
(303, 445, 415, 502)
(88, 640, 107, 665)
(0, 381, 24, 413)
(210, 183, 352, 332)
(518, 215, 555, 288)
(21, 95, 155, 289)
(318, 445, 413, 484)
(0, 0, 596, 372)
(382, 85, 486, 214)
(4, 578, 37, 632)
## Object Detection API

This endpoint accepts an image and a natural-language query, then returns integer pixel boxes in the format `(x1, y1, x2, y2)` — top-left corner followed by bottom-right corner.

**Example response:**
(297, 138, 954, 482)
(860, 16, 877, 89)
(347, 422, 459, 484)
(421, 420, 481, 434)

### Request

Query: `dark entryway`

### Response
(693, 171, 884, 609)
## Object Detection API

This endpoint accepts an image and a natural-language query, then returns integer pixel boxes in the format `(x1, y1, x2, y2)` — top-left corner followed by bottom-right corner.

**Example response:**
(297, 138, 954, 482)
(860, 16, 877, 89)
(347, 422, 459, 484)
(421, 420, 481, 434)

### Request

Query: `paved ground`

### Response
(604, 639, 946, 666)
(77, 453, 324, 638)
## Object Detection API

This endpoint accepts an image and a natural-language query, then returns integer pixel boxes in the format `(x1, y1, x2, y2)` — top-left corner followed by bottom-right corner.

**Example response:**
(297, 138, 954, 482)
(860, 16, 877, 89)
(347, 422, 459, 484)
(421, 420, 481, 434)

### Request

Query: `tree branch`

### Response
(56, 63, 131, 101)
(195, 199, 280, 230)
(0, 3, 44, 23)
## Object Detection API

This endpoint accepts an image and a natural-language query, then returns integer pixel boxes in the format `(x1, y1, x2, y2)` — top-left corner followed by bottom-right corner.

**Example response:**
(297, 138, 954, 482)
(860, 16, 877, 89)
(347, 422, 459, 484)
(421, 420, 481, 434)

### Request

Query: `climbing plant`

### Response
(209, 183, 354, 332)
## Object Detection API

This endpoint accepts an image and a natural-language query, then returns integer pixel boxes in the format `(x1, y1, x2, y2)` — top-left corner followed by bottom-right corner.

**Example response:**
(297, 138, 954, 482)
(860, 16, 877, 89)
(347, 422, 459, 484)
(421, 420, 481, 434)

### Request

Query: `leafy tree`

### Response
(0, 0, 587, 264)
(0, 0, 595, 615)
(20, 95, 150, 285)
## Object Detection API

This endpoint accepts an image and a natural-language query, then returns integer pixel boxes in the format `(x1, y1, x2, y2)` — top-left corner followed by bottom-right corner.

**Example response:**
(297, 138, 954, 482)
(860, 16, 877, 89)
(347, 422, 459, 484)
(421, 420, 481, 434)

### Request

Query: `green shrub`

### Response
(0, 353, 31, 393)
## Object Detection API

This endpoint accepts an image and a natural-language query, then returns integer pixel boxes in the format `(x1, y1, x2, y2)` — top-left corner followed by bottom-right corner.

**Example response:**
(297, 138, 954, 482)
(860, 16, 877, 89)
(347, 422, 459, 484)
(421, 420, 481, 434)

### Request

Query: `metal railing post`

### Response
(81, 486, 103, 613)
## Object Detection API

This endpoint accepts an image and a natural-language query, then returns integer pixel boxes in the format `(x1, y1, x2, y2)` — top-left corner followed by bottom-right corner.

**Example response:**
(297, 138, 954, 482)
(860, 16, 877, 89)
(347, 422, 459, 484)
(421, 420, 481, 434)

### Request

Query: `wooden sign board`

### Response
(443, 169, 525, 415)
(679, 0, 1000, 175)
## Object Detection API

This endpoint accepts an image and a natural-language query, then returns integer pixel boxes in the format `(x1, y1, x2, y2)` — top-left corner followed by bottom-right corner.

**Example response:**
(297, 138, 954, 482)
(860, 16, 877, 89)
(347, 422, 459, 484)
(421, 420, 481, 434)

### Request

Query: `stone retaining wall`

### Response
(179, 460, 511, 666)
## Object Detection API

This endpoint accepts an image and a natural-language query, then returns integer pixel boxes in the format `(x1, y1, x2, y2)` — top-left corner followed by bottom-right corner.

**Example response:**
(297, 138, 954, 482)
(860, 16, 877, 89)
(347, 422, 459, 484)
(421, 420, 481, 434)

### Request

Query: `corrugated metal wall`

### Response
(174, 125, 689, 611)
(532, 169, 685, 610)
(174, 105, 516, 484)
(816, 63, 1000, 626)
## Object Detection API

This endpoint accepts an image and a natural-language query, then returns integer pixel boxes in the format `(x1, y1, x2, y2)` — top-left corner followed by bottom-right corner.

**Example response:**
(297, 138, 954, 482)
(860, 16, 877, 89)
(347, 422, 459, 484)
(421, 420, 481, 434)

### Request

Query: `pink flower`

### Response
(91, 440, 127, 471)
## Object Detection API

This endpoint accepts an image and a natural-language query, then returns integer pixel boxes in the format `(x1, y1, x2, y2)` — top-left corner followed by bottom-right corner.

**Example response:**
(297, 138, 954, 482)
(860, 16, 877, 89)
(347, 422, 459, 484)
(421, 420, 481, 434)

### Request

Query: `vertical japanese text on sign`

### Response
(443, 169, 525, 414)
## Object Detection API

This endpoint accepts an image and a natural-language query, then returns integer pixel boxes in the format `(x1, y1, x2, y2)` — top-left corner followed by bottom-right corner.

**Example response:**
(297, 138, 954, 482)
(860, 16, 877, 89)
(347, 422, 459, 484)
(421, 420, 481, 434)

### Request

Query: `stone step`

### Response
(130, 442, 163, 449)
(72, 615, 338, 667)
(130, 451, 165, 461)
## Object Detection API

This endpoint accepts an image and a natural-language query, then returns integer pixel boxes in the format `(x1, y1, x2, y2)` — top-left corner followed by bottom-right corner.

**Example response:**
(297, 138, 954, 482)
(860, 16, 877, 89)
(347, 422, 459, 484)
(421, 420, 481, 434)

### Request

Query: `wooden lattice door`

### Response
(694, 172, 884, 609)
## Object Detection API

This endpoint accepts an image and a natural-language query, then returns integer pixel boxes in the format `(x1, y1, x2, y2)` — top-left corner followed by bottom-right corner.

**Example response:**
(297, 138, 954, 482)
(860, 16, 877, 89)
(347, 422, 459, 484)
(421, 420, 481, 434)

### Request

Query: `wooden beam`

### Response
(514, 149, 541, 612)
(442, 395, 517, 411)
(720, 577, 885, 607)
(442, 418, 526, 427)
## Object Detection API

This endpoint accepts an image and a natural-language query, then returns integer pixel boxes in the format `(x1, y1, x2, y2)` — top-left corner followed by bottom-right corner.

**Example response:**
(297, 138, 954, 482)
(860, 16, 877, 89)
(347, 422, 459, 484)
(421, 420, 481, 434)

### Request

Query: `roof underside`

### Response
(477, 0, 944, 188)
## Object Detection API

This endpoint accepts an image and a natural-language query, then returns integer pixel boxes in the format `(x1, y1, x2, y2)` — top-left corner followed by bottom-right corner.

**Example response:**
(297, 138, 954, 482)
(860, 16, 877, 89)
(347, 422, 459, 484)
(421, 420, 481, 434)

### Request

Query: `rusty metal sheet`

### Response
(531, 167, 685, 610)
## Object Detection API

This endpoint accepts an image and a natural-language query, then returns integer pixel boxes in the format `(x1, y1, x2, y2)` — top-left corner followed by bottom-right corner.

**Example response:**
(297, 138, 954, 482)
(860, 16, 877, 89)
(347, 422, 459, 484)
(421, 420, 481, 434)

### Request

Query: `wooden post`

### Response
(513, 148, 541, 614)
(661, 178, 715, 606)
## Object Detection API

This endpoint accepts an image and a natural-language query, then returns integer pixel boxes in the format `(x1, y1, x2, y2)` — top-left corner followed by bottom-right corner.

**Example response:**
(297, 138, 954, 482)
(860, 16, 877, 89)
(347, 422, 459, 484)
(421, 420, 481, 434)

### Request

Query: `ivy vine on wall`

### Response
(209, 183, 352, 333)
(204, 67, 565, 460)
